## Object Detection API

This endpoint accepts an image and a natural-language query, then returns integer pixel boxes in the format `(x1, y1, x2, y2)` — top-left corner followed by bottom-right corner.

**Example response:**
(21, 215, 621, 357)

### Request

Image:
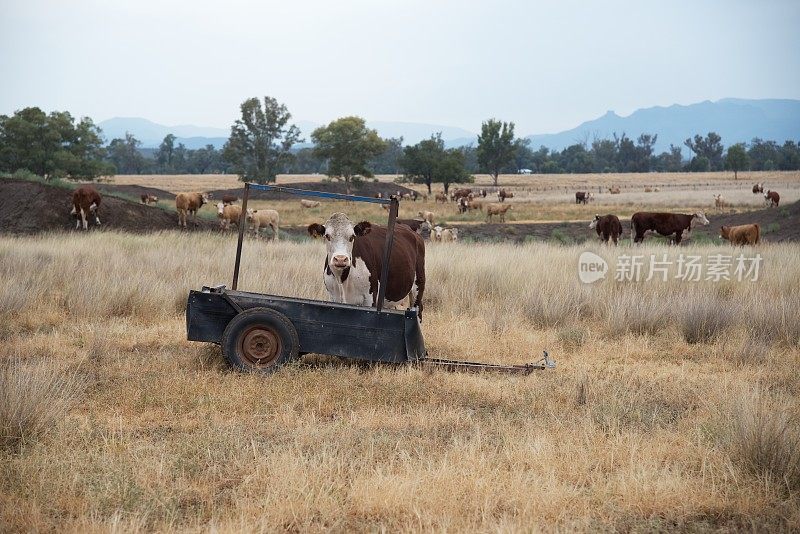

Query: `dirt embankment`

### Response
(0, 180, 217, 235)
(207, 181, 418, 202)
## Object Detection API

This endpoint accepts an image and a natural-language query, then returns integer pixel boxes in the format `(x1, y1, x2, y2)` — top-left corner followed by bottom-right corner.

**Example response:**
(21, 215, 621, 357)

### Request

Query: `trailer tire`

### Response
(221, 307, 299, 373)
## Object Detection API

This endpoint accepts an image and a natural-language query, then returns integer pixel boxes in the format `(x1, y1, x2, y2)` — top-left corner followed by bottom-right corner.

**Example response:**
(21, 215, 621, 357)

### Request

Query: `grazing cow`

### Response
(71, 186, 101, 230)
(752, 183, 764, 194)
(575, 191, 594, 204)
(608, 186, 621, 194)
(713, 194, 731, 210)
(644, 187, 654, 193)
(486, 203, 512, 223)
(765, 190, 780, 207)
(589, 214, 623, 245)
(140, 194, 158, 204)
(466, 198, 484, 211)
(307, 213, 426, 318)
(300, 199, 321, 208)
(497, 188, 514, 202)
(434, 192, 448, 203)
(720, 224, 760, 246)
(246, 208, 279, 240)
(175, 192, 209, 228)
(216, 202, 242, 232)
(418, 210, 434, 225)
(631, 211, 710, 244)
(222, 195, 238, 205)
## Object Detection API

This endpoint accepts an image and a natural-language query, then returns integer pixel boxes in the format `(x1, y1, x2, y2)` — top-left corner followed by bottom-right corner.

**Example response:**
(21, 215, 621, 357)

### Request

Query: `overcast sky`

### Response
(1, 0, 798, 135)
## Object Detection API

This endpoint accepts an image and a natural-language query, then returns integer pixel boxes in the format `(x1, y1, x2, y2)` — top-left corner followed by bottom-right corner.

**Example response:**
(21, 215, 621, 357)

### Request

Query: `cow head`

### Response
(588, 192, 595, 201)
(308, 213, 371, 273)
(216, 202, 225, 215)
(691, 212, 710, 227)
(719, 226, 731, 240)
(200, 193, 210, 206)
(589, 215, 600, 229)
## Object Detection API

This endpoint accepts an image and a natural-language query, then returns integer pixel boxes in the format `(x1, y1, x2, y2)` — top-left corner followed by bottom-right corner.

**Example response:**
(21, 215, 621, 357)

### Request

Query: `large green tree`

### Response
(725, 143, 749, 179)
(155, 134, 176, 172)
(476, 119, 517, 186)
(684, 132, 724, 171)
(108, 133, 146, 174)
(311, 116, 385, 194)
(435, 148, 473, 194)
(0, 107, 110, 179)
(223, 96, 302, 184)
(400, 133, 445, 194)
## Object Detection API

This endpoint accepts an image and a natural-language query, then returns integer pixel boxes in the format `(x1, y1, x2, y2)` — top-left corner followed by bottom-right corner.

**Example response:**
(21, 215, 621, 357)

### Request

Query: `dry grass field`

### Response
(1, 231, 799, 532)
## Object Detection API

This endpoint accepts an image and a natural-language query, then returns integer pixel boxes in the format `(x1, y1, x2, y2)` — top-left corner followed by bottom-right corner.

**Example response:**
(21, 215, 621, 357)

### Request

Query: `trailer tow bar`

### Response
(418, 351, 555, 375)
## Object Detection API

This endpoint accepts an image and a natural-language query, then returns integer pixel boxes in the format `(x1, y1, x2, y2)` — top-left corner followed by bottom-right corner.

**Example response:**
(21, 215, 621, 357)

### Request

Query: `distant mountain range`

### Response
(98, 98, 800, 153)
(525, 98, 800, 153)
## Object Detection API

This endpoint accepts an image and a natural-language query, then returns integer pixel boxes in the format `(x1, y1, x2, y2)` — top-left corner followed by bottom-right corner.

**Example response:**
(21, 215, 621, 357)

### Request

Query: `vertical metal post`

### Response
(232, 183, 250, 290)
(376, 197, 399, 312)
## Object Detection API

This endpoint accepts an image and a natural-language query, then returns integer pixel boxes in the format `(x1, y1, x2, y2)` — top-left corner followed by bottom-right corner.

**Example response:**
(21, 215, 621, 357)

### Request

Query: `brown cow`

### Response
(486, 203, 512, 223)
(608, 186, 621, 194)
(497, 188, 514, 202)
(434, 192, 447, 203)
(765, 190, 780, 207)
(140, 194, 158, 204)
(308, 213, 426, 319)
(720, 224, 760, 246)
(575, 191, 594, 204)
(713, 194, 731, 210)
(221, 195, 238, 205)
(71, 186, 102, 230)
(631, 211, 710, 244)
(216, 202, 242, 232)
(589, 214, 622, 245)
(752, 183, 764, 194)
(452, 188, 473, 201)
(175, 192, 209, 228)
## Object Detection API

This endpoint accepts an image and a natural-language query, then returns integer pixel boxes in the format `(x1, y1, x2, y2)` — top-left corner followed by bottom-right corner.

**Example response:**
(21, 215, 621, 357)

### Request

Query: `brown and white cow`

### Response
(71, 186, 102, 230)
(720, 224, 760, 246)
(631, 211, 710, 244)
(608, 186, 621, 194)
(308, 213, 426, 319)
(452, 188, 473, 202)
(140, 194, 158, 204)
(752, 183, 764, 194)
(418, 210, 434, 225)
(765, 190, 780, 207)
(575, 191, 594, 204)
(175, 192, 209, 228)
(434, 192, 448, 203)
(589, 214, 622, 245)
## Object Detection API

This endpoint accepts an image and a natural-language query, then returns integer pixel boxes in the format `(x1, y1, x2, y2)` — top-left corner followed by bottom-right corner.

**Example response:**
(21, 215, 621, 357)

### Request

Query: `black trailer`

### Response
(186, 183, 554, 374)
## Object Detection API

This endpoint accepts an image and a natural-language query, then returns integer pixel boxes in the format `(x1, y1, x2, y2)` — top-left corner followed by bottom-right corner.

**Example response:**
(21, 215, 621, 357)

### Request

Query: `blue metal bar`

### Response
(247, 183, 390, 204)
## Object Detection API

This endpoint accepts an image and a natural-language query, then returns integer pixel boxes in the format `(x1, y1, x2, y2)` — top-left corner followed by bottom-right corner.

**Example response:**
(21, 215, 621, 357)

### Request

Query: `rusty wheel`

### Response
(221, 307, 299, 373)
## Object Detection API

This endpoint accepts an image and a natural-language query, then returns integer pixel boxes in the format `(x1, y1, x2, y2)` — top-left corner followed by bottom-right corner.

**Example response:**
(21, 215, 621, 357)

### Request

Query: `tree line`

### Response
(2, 101, 800, 187)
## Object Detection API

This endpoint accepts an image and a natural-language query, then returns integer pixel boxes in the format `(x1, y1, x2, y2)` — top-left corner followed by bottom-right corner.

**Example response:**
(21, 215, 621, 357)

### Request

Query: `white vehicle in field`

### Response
(519, 168, 533, 174)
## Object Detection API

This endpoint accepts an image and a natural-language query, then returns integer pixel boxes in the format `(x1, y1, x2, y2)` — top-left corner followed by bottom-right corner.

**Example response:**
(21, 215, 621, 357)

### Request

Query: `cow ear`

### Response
(308, 223, 325, 238)
(354, 221, 372, 236)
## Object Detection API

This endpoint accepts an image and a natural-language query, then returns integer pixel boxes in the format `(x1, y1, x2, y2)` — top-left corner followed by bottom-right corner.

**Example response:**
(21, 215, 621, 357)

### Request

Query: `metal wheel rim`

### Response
(239, 325, 282, 367)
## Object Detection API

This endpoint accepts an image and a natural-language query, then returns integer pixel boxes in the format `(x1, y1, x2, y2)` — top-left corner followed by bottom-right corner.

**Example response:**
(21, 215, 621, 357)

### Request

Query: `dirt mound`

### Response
(691, 201, 800, 242)
(92, 183, 177, 201)
(0, 180, 217, 234)
(208, 181, 417, 202)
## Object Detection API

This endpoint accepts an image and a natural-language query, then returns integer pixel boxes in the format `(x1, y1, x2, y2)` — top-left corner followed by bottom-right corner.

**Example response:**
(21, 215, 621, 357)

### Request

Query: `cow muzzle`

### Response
(331, 255, 350, 269)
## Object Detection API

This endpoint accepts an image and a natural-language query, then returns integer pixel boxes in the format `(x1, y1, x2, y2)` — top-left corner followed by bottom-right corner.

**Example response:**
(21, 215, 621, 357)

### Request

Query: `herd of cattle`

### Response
(69, 181, 781, 248)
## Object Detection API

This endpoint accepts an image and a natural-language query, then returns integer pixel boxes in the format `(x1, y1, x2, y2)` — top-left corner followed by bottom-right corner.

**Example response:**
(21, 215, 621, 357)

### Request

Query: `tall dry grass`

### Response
(0, 232, 798, 531)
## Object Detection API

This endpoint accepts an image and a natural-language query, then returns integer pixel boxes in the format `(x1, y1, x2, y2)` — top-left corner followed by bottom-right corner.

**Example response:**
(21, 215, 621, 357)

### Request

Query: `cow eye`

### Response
(325, 234, 331, 241)
(349, 235, 355, 242)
